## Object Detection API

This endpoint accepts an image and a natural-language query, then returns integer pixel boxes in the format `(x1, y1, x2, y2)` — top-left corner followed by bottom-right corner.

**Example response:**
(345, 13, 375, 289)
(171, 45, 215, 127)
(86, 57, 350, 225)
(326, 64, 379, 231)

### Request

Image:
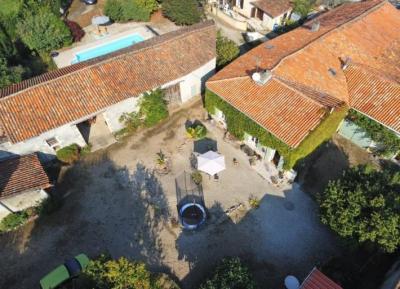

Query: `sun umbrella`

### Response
(197, 151, 225, 176)
(91, 16, 110, 26)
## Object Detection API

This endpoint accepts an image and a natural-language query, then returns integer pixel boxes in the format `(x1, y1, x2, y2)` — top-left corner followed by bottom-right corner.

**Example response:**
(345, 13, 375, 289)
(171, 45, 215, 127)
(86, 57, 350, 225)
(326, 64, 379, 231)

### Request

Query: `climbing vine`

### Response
(205, 90, 348, 169)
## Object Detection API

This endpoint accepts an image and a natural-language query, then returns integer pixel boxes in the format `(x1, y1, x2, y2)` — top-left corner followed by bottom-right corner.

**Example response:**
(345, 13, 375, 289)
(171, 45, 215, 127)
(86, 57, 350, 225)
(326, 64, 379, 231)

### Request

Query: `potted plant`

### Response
(191, 170, 202, 185)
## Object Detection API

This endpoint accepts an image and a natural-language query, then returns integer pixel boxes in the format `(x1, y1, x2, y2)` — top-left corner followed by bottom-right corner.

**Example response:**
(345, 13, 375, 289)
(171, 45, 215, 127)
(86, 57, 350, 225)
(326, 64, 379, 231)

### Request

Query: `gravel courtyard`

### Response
(0, 99, 340, 289)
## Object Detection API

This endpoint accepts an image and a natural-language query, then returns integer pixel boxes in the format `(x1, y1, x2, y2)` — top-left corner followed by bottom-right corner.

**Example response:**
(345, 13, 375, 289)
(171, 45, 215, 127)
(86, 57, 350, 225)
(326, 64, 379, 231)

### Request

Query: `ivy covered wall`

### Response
(205, 89, 348, 169)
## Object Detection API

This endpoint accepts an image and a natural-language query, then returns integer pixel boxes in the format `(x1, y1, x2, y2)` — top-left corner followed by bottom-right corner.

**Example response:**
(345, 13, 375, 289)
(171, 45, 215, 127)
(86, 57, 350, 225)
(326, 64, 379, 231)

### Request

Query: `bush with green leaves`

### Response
(56, 143, 81, 164)
(216, 31, 239, 68)
(200, 257, 257, 289)
(347, 110, 400, 157)
(186, 123, 207, 139)
(119, 111, 141, 133)
(0, 210, 30, 232)
(104, 0, 158, 22)
(318, 165, 400, 253)
(0, 57, 24, 89)
(82, 255, 159, 289)
(17, 4, 72, 52)
(140, 89, 169, 127)
(292, 0, 315, 18)
(162, 0, 201, 25)
(191, 170, 202, 185)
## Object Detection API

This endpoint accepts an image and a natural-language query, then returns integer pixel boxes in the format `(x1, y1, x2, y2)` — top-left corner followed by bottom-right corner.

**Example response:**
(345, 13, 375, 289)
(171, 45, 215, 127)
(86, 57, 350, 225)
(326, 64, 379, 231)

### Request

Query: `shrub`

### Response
(104, 0, 157, 22)
(0, 210, 30, 232)
(82, 255, 158, 289)
(216, 31, 239, 68)
(0, 57, 24, 89)
(191, 170, 202, 185)
(347, 110, 400, 157)
(200, 257, 257, 289)
(292, 0, 315, 18)
(186, 123, 207, 139)
(119, 111, 141, 133)
(56, 143, 80, 164)
(248, 195, 260, 209)
(17, 4, 72, 52)
(162, 0, 201, 25)
(140, 89, 169, 127)
(64, 20, 85, 42)
(318, 165, 400, 253)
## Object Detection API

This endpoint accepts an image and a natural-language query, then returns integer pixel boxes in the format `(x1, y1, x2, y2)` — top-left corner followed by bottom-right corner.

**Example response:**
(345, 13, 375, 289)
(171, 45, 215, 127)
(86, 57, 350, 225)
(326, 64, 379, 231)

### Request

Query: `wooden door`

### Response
(164, 83, 181, 108)
(257, 9, 264, 20)
(250, 7, 256, 17)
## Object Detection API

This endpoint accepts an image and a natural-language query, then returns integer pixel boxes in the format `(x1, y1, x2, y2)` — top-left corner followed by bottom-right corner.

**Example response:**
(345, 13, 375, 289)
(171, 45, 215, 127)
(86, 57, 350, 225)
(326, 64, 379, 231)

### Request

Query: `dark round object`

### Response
(179, 203, 206, 230)
(50, 51, 59, 58)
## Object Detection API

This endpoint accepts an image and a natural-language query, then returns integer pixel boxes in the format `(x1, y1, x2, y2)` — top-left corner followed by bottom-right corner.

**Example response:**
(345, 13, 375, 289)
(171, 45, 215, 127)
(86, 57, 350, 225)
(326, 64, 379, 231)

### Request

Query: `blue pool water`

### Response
(72, 34, 144, 64)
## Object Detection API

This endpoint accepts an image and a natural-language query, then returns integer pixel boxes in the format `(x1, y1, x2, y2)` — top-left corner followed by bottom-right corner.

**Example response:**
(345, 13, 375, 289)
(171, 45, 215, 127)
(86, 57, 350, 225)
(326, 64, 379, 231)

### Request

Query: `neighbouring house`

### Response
(208, 0, 292, 31)
(0, 153, 51, 221)
(299, 267, 343, 289)
(206, 0, 400, 171)
(0, 21, 216, 161)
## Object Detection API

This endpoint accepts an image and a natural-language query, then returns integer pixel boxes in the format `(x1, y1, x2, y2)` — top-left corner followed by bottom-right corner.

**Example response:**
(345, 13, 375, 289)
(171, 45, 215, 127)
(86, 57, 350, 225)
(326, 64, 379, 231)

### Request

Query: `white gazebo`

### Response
(197, 151, 226, 176)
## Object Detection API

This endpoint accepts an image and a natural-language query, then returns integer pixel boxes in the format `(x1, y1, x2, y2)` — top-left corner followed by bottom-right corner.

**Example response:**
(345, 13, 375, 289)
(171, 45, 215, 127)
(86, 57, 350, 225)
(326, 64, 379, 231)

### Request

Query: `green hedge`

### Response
(0, 210, 30, 232)
(348, 110, 400, 157)
(205, 90, 348, 169)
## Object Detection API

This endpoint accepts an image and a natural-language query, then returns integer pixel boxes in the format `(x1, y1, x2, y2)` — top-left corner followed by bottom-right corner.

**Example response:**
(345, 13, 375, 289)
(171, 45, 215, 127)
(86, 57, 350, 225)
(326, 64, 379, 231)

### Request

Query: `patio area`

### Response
(0, 99, 340, 289)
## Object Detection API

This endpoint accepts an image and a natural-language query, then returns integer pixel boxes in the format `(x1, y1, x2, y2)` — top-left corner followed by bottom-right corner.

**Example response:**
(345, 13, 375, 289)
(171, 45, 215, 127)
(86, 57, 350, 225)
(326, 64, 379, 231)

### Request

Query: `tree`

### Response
(104, 0, 158, 22)
(216, 31, 239, 68)
(82, 255, 157, 289)
(0, 57, 24, 89)
(200, 258, 257, 289)
(292, 0, 315, 18)
(162, 0, 201, 25)
(318, 165, 400, 253)
(16, 4, 72, 52)
(139, 89, 169, 127)
(0, 25, 16, 60)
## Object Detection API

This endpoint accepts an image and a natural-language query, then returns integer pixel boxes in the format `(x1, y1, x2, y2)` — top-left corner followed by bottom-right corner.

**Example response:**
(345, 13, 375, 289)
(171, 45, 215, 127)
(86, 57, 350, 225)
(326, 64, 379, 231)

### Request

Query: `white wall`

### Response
(0, 58, 216, 160)
(262, 10, 291, 30)
(0, 189, 48, 221)
(0, 124, 86, 161)
(103, 97, 141, 132)
(162, 58, 216, 103)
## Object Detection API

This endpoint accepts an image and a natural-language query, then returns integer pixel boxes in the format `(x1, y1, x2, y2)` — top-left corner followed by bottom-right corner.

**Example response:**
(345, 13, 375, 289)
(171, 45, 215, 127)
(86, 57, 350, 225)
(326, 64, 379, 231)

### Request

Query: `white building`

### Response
(0, 153, 51, 221)
(0, 21, 217, 161)
(209, 0, 292, 31)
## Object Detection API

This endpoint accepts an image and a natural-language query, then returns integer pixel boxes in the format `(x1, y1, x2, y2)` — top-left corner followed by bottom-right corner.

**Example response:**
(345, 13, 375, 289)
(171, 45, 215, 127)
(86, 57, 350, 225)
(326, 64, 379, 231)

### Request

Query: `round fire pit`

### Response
(179, 203, 206, 230)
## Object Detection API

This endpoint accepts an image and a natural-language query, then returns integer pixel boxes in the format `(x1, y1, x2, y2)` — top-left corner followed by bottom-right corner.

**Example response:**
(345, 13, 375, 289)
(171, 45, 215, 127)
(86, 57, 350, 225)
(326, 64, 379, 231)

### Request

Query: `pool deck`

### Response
(53, 25, 158, 68)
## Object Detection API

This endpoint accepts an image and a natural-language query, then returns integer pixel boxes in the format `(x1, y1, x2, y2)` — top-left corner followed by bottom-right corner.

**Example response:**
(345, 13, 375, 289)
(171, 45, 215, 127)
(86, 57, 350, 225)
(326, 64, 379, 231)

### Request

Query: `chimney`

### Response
(252, 70, 272, 85)
(311, 21, 320, 32)
(341, 56, 352, 70)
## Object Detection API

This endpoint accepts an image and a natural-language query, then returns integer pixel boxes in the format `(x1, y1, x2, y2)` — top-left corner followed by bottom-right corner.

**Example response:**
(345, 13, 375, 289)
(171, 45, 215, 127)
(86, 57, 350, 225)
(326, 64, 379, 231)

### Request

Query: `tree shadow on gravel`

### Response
(0, 156, 172, 289)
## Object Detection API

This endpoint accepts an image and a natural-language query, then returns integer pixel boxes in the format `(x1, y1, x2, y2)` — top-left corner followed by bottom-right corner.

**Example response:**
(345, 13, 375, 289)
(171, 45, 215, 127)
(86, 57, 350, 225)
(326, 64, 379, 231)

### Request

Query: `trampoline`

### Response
(175, 171, 207, 230)
(179, 203, 207, 230)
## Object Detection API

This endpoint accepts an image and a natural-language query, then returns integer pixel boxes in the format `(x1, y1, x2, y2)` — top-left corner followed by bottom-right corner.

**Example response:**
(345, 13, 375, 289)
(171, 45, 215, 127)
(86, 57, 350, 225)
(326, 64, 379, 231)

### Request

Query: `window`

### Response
(46, 137, 61, 151)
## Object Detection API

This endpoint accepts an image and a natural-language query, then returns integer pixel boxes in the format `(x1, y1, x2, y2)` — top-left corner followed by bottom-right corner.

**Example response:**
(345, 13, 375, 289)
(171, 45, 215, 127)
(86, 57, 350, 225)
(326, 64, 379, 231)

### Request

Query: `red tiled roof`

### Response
(0, 21, 216, 143)
(301, 268, 343, 289)
(0, 153, 51, 199)
(251, 0, 292, 18)
(207, 76, 340, 147)
(346, 63, 400, 133)
(207, 0, 400, 147)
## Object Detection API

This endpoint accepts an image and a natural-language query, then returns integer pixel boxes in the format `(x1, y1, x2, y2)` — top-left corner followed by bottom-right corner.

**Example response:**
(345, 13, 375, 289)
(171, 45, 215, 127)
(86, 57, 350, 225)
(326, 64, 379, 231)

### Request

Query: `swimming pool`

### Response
(71, 34, 145, 64)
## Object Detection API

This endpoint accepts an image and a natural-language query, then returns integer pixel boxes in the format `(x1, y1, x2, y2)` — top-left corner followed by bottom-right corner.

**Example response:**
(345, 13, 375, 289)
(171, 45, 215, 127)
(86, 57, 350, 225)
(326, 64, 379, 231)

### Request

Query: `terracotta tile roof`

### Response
(301, 268, 343, 289)
(207, 0, 400, 147)
(0, 21, 216, 143)
(0, 153, 51, 199)
(346, 63, 400, 133)
(251, 0, 291, 18)
(207, 76, 334, 148)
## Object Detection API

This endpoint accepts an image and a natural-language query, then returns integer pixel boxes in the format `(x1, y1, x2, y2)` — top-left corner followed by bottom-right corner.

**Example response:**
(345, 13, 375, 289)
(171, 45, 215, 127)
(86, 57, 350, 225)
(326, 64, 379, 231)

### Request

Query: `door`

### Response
(164, 83, 181, 107)
(272, 151, 281, 166)
(240, 0, 244, 9)
(257, 9, 264, 20)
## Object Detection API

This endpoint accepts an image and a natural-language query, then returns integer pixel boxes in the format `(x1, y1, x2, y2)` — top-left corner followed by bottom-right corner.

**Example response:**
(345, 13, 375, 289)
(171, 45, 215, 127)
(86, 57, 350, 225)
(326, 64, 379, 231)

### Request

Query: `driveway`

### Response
(0, 99, 340, 289)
